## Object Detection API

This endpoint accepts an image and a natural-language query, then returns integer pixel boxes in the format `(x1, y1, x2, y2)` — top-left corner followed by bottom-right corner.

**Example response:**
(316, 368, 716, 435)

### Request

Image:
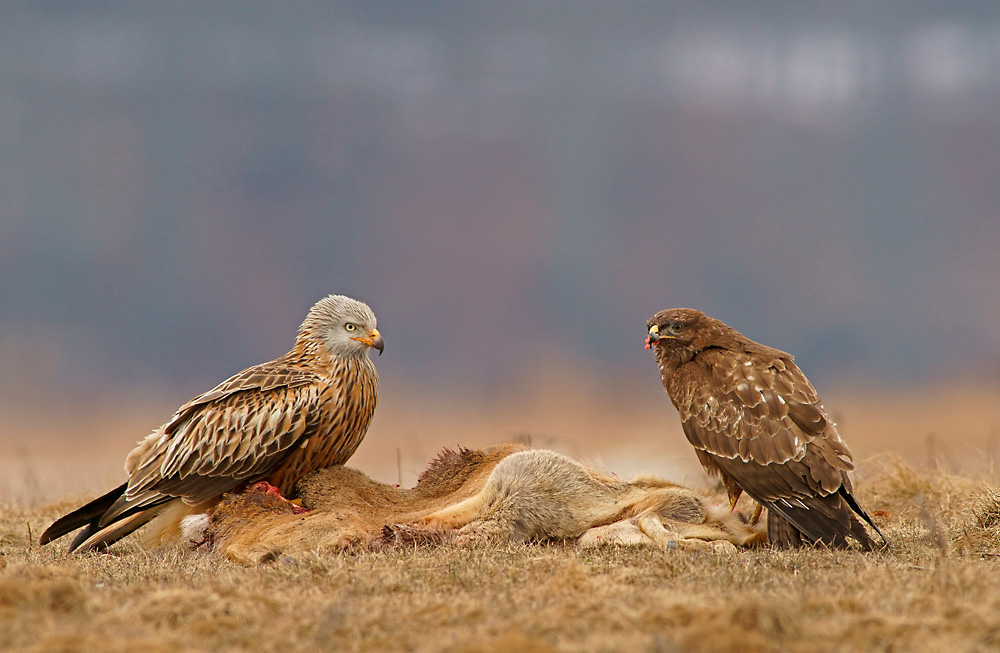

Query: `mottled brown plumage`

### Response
(40, 294, 383, 553)
(645, 308, 887, 550)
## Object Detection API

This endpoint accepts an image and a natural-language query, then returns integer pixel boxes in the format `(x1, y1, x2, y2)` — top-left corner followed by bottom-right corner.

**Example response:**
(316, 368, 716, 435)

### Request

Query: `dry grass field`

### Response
(2, 377, 1000, 652)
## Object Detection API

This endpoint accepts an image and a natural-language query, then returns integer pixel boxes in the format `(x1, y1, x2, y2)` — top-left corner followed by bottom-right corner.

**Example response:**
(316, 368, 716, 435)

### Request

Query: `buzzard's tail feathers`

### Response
(765, 492, 887, 552)
(766, 510, 803, 549)
(840, 487, 890, 550)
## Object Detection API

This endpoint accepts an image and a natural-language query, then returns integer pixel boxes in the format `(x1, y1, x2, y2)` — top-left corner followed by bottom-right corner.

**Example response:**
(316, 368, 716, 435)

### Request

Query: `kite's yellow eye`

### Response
(666, 322, 683, 335)
(345, 323, 358, 332)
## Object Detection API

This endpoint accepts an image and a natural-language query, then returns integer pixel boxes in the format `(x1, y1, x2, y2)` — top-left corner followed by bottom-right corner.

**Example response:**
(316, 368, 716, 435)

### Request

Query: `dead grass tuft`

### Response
(974, 488, 1000, 530)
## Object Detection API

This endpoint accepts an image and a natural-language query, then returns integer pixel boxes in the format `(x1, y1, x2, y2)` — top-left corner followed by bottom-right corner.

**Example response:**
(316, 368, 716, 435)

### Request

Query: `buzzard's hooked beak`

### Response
(352, 328, 384, 355)
(645, 325, 660, 350)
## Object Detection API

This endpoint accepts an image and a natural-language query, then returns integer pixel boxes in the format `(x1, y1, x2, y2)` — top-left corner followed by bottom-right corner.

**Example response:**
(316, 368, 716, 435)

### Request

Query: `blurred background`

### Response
(2, 2, 999, 502)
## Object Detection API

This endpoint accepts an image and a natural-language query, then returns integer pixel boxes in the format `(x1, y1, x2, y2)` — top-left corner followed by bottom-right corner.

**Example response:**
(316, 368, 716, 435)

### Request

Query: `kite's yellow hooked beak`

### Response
(644, 324, 660, 350)
(352, 328, 384, 355)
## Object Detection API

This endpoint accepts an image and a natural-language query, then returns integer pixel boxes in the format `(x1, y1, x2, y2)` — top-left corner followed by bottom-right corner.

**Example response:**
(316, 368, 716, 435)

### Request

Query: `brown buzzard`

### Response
(645, 308, 887, 550)
(40, 294, 383, 553)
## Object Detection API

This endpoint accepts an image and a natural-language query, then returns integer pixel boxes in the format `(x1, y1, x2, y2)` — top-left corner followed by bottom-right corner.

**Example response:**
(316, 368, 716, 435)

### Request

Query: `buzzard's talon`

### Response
(728, 488, 744, 511)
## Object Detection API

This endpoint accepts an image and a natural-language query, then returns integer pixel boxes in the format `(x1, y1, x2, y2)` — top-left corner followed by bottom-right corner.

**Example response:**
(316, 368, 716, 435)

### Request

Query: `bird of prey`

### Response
(644, 308, 887, 550)
(40, 294, 384, 553)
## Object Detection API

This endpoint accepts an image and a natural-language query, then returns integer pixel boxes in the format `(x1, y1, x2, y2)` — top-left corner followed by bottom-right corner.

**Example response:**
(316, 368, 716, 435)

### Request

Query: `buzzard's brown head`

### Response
(645, 308, 743, 372)
(645, 308, 707, 350)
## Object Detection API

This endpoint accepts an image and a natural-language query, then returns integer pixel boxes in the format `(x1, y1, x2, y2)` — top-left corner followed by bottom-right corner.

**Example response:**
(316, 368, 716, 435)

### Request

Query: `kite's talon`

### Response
(250, 481, 307, 513)
(250, 481, 283, 498)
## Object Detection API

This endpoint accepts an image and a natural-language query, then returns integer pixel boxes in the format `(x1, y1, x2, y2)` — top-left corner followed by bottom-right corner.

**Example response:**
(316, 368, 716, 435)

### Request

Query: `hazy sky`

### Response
(2, 2, 999, 399)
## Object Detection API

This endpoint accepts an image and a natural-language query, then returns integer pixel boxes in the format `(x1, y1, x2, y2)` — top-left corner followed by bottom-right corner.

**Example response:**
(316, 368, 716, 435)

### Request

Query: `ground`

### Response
(2, 381, 1000, 652)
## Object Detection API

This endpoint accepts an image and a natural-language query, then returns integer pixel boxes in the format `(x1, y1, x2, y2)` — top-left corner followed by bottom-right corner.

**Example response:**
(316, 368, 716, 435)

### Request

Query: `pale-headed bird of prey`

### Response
(41, 294, 384, 553)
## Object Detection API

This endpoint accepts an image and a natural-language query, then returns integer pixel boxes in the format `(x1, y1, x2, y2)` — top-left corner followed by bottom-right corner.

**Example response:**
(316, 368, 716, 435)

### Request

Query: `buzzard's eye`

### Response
(666, 322, 683, 335)
(345, 323, 358, 332)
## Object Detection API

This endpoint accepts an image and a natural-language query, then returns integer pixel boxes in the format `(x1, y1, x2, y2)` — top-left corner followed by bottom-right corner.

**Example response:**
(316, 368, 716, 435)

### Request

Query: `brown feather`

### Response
(646, 307, 887, 550)
(41, 294, 381, 553)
